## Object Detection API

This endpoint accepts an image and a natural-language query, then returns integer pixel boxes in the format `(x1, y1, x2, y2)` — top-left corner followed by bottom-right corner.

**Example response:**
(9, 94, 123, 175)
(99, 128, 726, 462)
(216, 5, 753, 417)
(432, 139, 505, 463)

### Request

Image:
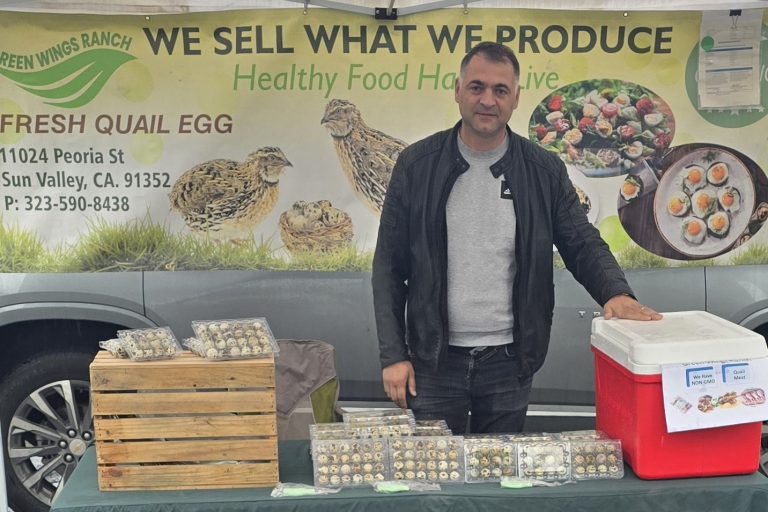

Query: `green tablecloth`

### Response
(51, 441, 768, 512)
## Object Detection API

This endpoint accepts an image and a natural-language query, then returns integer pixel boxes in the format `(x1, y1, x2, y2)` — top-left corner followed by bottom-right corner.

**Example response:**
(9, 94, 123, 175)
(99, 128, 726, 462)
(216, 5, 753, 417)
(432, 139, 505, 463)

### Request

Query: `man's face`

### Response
(455, 54, 520, 150)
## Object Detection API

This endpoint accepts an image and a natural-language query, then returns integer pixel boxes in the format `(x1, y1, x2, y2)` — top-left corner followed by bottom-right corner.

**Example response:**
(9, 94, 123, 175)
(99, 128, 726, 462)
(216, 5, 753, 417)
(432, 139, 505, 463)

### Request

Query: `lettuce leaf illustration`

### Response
(0, 49, 136, 108)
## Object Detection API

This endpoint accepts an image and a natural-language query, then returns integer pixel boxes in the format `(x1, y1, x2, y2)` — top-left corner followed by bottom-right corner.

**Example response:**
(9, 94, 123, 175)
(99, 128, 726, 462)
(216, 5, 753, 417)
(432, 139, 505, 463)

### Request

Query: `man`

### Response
(372, 42, 661, 434)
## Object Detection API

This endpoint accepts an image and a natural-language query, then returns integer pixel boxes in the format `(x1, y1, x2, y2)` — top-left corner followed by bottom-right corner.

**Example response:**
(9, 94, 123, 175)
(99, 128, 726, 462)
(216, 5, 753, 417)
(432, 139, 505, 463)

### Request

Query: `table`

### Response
(52, 441, 768, 512)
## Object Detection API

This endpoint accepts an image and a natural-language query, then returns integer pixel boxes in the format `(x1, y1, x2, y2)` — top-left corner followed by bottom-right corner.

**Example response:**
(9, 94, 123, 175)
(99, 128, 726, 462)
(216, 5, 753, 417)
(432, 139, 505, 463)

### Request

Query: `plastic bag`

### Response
(117, 327, 180, 361)
(373, 480, 441, 493)
(270, 482, 342, 497)
(500, 476, 575, 488)
(99, 338, 128, 358)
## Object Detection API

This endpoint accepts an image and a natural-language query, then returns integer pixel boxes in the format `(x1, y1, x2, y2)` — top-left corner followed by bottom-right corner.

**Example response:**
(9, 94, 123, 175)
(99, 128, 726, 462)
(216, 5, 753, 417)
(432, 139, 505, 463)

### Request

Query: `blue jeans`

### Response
(407, 344, 532, 434)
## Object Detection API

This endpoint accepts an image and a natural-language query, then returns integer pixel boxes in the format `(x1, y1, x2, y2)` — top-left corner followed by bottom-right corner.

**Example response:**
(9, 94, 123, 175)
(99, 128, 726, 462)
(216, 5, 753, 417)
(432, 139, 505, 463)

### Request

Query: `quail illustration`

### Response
(321, 99, 407, 214)
(168, 146, 292, 240)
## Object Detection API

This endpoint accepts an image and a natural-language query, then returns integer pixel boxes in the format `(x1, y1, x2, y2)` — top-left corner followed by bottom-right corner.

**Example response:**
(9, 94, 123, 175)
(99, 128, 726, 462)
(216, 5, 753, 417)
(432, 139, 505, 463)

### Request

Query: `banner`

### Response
(1, 8, 767, 271)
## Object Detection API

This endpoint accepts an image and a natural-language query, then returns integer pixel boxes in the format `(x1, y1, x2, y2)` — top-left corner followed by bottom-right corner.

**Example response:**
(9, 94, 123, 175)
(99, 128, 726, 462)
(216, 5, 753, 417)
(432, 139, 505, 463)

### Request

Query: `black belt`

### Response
(448, 344, 511, 357)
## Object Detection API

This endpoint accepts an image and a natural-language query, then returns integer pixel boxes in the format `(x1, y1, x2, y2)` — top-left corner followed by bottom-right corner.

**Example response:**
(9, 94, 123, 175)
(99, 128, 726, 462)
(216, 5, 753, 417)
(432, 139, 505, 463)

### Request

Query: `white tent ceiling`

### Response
(0, 0, 766, 14)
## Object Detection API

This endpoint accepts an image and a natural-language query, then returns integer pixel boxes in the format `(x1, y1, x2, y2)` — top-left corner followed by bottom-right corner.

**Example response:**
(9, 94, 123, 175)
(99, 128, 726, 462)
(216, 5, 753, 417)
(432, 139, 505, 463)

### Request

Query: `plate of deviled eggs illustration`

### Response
(654, 148, 755, 258)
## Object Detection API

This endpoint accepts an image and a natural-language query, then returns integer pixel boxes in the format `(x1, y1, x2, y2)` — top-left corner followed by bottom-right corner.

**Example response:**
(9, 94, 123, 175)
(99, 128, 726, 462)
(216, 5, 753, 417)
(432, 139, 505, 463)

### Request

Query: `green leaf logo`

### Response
(0, 49, 136, 108)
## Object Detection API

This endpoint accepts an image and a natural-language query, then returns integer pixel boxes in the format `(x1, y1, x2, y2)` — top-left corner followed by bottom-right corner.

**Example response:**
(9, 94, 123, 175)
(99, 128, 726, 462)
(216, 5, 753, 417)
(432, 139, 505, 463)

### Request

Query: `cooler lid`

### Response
(590, 311, 768, 375)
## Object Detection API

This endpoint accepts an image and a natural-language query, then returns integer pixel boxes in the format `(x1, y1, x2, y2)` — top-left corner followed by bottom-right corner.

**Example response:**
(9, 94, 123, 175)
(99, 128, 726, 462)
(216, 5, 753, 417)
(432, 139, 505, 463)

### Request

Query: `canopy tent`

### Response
(0, 0, 766, 14)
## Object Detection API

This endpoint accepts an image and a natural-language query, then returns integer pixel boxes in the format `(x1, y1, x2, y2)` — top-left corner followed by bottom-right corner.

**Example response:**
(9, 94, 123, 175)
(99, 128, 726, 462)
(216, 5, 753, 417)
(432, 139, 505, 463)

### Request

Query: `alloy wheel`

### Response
(6, 379, 93, 507)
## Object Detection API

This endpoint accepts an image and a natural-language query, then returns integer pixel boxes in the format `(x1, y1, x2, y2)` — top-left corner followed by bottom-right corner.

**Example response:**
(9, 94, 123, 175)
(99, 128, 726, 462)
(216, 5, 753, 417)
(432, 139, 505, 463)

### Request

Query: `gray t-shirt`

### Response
(446, 134, 517, 347)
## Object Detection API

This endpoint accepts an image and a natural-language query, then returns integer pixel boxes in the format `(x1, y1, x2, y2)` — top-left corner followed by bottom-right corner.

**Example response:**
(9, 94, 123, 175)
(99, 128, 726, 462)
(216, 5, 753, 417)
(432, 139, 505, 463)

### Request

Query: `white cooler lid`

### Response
(591, 311, 768, 374)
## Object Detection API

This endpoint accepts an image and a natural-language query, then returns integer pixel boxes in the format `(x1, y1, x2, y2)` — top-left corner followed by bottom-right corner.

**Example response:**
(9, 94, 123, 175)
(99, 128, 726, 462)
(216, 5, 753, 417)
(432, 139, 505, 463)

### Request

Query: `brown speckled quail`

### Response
(168, 147, 292, 240)
(321, 99, 407, 215)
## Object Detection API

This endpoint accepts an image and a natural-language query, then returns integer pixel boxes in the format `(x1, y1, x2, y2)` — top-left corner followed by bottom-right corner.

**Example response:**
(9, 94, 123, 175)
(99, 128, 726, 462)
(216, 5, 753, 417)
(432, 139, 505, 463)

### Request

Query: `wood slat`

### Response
(91, 390, 275, 415)
(96, 438, 277, 464)
(90, 352, 274, 390)
(97, 462, 278, 490)
(93, 351, 274, 366)
(94, 415, 276, 440)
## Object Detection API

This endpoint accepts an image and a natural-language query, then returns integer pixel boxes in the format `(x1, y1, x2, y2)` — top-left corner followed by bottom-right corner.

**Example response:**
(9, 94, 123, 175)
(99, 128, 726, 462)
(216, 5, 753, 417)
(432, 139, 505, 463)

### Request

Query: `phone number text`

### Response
(4, 195, 131, 212)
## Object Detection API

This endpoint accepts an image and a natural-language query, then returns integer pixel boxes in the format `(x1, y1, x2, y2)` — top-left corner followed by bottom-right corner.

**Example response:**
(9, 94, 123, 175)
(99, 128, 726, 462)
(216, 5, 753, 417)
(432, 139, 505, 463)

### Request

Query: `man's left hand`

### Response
(603, 295, 662, 321)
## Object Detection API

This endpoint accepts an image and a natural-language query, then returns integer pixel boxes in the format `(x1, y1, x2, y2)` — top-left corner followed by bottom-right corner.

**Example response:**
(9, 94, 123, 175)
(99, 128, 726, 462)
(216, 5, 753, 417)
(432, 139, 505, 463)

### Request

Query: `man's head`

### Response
(460, 42, 520, 80)
(455, 42, 520, 151)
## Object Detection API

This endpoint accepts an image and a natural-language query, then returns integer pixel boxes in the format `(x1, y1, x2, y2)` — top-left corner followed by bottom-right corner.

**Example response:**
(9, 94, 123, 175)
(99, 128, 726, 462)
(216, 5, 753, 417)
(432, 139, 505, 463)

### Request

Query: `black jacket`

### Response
(372, 122, 634, 379)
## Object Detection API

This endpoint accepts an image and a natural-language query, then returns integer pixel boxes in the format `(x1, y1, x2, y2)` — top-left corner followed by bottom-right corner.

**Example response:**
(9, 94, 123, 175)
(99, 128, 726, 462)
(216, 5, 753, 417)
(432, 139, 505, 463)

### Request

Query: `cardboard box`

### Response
(90, 351, 278, 490)
(591, 311, 766, 479)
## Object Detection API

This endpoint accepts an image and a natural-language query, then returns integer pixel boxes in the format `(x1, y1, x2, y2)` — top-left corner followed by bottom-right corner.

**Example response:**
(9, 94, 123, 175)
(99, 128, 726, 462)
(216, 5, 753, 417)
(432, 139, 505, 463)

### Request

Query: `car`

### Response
(1, 265, 768, 511)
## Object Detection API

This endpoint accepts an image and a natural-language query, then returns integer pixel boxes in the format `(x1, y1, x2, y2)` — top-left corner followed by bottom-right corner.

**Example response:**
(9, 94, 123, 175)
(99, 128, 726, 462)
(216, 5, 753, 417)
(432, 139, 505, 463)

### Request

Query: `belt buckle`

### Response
(468, 346, 488, 356)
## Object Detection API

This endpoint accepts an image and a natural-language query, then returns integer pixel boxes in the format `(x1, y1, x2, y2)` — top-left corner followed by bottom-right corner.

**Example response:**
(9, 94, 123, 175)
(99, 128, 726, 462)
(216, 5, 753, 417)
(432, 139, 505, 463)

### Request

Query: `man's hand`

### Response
(382, 361, 416, 408)
(604, 295, 662, 321)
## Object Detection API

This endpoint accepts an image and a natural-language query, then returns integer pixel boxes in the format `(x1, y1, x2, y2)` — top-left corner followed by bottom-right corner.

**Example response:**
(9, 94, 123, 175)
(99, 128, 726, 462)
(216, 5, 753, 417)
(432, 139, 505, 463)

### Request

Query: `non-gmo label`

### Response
(662, 358, 768, 432)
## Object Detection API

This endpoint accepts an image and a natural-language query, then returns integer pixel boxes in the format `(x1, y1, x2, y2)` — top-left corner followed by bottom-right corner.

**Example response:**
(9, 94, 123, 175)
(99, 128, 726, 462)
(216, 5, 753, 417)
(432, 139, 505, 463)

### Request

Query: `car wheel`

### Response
(1, 352, 95, 512)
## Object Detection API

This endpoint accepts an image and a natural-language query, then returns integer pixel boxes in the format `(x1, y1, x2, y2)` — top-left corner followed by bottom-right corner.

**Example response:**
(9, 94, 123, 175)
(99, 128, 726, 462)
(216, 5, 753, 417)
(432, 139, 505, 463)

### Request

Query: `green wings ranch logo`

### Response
(0, 48, 135, 108)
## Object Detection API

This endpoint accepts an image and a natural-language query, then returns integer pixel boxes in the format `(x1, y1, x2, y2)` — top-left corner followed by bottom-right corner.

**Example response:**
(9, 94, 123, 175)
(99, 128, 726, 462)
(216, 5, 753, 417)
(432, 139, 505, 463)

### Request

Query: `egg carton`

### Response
(517, 441, 571, 481)
(414, 419, 451, 435)
(310, 423, 352, 440)
(342, 407, 408, 419)
(505, 433, 559, 443)
(570, 440, 624, 480)
(350, 423, 415, 438)
(388, 436, 465, 484)
(182, 335, 271, 361)
(99, 338, 128, 359)
(558, 430, 608, 441)
(191, 318, 278, 359)
(343, 408, 416, 427)
(414, 425, 452, 436)
(464, 436, 517, 483)
(117, 327, 180, 361)
(312, 438, 389, 487)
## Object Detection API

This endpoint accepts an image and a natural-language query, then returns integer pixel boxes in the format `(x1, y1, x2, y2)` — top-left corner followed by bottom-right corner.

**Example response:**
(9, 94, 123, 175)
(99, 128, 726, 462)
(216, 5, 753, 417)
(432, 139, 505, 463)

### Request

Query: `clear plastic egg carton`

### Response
(191, 318, 278, 359)
(312, 438, 389, 487)
(343, 408, 416, 427)
(516, 441, 571, 481)
(414, 419, 451, 436)
(464, 436, 517, 483)
(570, 439, 624, 479)
(388, 436, 464, 483)
(99, 338, 127, 359)
(341, 407, 404, 419)
(310, 423, 352, 440)
(117, 327, 180, 361)
(505, 432, 559, 443)
(351, 422, 416, 438)
(414, 424, 452, 436)
(559, 430, 607, 441)
(182, 337, 205, 357)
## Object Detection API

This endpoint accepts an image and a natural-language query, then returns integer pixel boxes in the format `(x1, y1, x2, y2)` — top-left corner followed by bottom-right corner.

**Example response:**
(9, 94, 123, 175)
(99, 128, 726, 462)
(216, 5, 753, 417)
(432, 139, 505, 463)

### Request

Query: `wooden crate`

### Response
(90, 351, 278, 491)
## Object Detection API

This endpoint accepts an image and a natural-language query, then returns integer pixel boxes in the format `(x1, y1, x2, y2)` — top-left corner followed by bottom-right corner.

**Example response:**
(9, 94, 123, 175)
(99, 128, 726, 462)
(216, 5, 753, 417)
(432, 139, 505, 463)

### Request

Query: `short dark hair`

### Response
(460, 42, 520, 79)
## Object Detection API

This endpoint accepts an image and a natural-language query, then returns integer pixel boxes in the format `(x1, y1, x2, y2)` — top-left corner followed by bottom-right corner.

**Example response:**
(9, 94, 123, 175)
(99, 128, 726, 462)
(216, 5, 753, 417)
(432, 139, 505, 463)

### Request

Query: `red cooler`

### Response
(591, 311, 766, 479)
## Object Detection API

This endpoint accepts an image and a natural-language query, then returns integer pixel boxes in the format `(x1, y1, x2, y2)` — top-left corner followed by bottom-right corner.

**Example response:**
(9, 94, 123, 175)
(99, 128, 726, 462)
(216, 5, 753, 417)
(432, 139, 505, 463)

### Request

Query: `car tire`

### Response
(0, 351, 95, 512)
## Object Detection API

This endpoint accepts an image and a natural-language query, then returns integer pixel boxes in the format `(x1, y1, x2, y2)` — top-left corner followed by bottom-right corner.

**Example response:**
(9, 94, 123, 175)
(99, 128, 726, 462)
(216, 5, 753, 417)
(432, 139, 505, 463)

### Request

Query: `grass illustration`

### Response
(283, 245, 374, 272)
(61, 217, 204, 272)
(677, 258, 716, 268)
(24, 216, 376, 272)
(616, 244, 670, 269)
(730, 243, 768, 266)
(0, 220, 58, 272)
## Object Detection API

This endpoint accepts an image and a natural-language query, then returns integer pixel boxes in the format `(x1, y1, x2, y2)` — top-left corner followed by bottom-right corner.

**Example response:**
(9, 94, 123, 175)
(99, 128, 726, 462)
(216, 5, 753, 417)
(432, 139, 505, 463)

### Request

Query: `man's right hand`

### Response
(382, 361, 416, 408)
